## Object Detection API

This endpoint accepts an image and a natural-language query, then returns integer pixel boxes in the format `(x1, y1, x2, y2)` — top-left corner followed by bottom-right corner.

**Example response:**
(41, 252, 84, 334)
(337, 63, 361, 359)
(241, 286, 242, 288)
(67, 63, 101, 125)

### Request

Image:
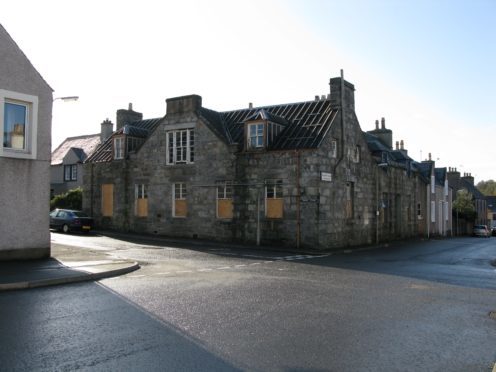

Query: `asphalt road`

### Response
(1, 234, 495, 371)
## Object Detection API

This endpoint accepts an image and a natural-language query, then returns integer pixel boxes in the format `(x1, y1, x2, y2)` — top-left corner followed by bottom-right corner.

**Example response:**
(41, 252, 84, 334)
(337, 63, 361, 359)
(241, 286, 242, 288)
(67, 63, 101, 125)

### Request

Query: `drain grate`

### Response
(489, 311, 496, 320)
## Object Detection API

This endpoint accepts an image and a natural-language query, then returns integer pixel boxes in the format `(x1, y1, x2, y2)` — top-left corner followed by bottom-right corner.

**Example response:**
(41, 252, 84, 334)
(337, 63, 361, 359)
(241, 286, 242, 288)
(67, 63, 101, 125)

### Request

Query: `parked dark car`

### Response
(492, 227, 496, 236)
(472, 224, 490, 238)
(49, 209, 94, 233)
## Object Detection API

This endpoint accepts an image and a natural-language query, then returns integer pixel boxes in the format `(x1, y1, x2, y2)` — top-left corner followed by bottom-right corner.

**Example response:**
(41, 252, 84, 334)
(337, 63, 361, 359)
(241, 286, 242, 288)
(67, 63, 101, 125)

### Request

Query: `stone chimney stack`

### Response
(366, 117, 393, 149)
(116, 103, 143, 131)
(166, 94, 202, 115)
(462, 172, 474, 186)
(100, 118, 113, 143)
(329, 75, 355, 110)
(395, 141, 399, 150)
(447, 167, 461, 185)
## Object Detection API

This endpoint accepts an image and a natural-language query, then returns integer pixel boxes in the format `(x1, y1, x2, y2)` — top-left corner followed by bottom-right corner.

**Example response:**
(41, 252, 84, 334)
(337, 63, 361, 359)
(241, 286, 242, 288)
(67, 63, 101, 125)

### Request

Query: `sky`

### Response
(1, 0, 495, 182)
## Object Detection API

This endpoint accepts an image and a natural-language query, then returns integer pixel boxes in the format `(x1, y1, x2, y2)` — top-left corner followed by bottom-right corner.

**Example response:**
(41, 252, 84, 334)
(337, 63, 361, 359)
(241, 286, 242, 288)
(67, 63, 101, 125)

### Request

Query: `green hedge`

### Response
(50, 187, 83, 211)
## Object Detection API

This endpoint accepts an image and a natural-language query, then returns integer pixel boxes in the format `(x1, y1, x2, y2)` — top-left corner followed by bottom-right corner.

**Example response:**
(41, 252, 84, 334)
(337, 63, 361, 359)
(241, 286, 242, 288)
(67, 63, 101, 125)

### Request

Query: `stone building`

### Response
(84, 75, 428, 250)
(0, 24, 52, 259)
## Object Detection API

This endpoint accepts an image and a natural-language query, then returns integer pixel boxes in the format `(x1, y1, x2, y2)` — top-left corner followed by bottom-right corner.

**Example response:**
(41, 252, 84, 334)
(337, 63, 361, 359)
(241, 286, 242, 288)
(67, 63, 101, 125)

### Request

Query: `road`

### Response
(1, 233, 495, 371)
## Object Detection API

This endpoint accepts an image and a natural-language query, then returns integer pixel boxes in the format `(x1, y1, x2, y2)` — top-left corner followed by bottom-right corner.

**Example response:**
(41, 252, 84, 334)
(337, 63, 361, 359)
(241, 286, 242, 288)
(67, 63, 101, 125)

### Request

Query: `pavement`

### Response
(0, 241, 139, 291)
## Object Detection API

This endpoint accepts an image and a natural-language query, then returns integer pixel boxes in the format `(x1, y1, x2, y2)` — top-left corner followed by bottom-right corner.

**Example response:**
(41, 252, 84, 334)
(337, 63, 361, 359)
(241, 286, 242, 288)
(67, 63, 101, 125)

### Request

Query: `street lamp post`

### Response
(53, 96, 79, 102)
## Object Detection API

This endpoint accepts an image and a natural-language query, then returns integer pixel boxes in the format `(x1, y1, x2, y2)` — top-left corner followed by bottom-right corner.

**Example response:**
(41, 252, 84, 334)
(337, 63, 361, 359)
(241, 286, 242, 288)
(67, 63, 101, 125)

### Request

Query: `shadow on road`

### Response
(0, 282, 240, 371)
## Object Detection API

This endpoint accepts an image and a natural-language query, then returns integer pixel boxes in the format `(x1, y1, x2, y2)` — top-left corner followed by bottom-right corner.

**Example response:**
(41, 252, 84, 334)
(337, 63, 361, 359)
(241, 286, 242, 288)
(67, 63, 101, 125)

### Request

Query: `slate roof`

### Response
(51, 134, 101, 165)
(200, 99, 338, 150)
(85, 118, 162, 163)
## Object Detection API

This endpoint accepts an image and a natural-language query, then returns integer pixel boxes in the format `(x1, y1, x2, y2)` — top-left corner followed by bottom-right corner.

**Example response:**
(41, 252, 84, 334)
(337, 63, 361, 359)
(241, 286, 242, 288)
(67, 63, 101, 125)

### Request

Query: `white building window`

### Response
(0, 89, 38, 159)
(114, 137, 124, 159)
(64, 164, 77, 181)
(166, 129, 194, 165)
(247, 123, 264, 149)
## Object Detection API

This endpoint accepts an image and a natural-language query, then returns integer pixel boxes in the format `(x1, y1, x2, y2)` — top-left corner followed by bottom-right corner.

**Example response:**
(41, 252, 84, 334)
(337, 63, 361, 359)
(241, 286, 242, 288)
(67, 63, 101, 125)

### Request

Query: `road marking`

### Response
(249, 262, 261, 266)
(153, 272, 170, 276)
(235, 264, 247, 268)
(217, 266, 231, 270)
(127, 274, 145, 278)
(264, 261, 274, 263)
(197, 268, 213, 272)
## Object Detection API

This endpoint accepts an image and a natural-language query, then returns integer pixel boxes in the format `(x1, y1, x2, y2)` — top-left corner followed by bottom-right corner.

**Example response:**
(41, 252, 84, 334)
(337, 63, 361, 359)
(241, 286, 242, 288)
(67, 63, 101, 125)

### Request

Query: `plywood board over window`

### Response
(101, 184, 114, 217)
(266, 198, 283, 218)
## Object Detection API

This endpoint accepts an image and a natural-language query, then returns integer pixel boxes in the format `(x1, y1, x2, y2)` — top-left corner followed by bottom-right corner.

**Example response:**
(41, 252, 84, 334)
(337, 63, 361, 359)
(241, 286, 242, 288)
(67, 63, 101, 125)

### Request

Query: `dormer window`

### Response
(247, 122, 264, 149)
(114, 137, 124, 159)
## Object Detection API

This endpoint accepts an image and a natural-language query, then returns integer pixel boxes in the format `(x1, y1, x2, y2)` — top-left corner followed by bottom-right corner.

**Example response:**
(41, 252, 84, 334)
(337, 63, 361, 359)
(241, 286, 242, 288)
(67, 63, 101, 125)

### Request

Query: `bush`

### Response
(50, 187, 83, 211)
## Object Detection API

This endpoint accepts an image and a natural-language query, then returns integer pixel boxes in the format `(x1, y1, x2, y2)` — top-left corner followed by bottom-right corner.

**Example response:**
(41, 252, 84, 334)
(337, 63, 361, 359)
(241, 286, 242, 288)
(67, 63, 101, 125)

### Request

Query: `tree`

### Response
(50, 188, 83, 211)
(476, 179, 496, 196)
(452, 188, 476, 221)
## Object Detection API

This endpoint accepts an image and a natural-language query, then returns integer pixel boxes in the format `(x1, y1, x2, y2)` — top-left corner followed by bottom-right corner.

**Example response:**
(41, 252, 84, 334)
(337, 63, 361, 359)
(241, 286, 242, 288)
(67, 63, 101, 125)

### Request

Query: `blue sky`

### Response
(1, 0, 494, 181)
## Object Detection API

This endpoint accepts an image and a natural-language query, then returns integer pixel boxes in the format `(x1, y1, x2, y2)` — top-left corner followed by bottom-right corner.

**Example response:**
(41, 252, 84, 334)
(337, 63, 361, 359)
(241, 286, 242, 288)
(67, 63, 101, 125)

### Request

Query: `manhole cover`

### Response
(489, 311, 496, 320)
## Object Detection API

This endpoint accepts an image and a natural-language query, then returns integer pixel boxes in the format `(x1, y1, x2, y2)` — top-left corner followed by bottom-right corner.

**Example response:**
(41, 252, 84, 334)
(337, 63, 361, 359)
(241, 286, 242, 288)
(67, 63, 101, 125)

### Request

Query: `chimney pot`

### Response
(249, 102, 253, 109)
(375, 119, 379, 130)
(428, 153, 432, 161)
(321, 95, 326, 101)
(400, 140, 404, 150)
(381, 117, 385, 129)
(315, 95, 319, 101)
(395, 141, 399, 150)
(128, 103, 133, 110)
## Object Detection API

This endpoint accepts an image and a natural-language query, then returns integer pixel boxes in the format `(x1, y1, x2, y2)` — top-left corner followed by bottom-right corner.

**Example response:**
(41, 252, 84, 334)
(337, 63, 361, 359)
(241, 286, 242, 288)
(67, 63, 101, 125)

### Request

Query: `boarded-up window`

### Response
(345, 182, 354, 219)
(217, 181, 233, 219)
(135, 184, 148, 217)
(173, 183, 187, 217)
(265, 180, 283, 219)
(102, 184, 114, 217)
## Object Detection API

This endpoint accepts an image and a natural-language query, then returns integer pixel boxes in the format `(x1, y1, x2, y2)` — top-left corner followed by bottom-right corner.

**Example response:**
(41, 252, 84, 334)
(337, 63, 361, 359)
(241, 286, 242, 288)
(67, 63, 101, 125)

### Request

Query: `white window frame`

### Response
(0, 89, 38, 159)
(135, 184, 148, 199)
(64, 164, 77, 181)
(114, 137, 124, 159)
(247, 122, 264, 149)
(166, 129, 194, 165)
(216, 181, 233, 219)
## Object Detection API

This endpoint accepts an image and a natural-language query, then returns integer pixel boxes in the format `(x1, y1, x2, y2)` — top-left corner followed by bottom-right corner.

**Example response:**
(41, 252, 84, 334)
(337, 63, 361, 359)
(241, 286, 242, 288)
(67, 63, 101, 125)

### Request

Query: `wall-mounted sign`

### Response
(321, 172, 332, 182)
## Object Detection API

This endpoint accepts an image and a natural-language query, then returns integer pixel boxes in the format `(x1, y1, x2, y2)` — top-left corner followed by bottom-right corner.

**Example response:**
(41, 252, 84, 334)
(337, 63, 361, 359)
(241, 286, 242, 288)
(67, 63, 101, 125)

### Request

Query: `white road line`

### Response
(197, 268, 213, 272)
(153, 272, 171, 276)
(264, 261, 274, 263)
(249, 262, 261, 265)
(128, 274, 145, 278)
(235, 264, 247, 268)
(217, 266, 231, 270)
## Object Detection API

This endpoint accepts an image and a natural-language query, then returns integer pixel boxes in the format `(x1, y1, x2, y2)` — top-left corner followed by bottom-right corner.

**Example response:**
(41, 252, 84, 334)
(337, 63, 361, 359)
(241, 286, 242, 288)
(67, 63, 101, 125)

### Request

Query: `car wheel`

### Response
(62, 224, 70, 233)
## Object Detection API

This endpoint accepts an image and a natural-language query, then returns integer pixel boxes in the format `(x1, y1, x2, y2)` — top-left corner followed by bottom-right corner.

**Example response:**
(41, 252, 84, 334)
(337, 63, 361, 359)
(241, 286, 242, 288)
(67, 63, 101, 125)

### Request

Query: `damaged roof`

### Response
(200, 99, 338, 150)
(85, 118, 162, 163)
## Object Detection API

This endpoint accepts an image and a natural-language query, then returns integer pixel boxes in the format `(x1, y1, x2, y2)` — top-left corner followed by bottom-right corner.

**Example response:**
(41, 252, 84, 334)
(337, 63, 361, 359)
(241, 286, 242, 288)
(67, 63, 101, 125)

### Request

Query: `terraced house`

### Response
(84, 75, 440, 250)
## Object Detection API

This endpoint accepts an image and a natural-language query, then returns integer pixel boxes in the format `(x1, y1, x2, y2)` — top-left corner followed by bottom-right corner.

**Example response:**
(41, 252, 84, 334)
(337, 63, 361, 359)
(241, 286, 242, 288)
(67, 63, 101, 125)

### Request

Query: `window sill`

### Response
(0, 149, 36, 160)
